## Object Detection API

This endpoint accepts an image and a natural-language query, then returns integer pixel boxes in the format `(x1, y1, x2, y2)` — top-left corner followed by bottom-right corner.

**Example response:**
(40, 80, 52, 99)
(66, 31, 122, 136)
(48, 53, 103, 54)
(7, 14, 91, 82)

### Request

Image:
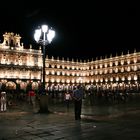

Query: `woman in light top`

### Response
(0, 91, 7, 112)
(64, 91, 71, 110)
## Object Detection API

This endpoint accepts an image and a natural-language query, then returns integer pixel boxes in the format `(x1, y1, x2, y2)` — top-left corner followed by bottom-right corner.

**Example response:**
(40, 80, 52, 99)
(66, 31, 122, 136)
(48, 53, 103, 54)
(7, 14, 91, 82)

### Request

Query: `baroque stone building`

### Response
(0, 32, 42, 91)
(0, 32, 140, 93)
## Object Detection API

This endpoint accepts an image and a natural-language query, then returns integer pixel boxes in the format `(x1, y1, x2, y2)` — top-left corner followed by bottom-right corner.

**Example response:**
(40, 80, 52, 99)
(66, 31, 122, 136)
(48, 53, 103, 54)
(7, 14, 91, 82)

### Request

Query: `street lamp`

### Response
(34, 24, 55, 113)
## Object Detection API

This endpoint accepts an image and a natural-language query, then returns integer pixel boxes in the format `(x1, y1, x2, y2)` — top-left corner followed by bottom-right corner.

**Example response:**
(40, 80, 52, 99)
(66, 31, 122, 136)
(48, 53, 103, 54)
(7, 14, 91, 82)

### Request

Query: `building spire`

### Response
(127, 50, 129, 54)
(96, 57, 98, 60)
(100, 56, 102, 60)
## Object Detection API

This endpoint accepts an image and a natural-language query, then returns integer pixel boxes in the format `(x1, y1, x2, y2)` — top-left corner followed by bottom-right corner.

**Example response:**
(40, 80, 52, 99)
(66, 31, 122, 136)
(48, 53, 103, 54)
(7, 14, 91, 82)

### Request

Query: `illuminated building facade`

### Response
(0, 32, 140, 93)
(0, 32, 42, 90)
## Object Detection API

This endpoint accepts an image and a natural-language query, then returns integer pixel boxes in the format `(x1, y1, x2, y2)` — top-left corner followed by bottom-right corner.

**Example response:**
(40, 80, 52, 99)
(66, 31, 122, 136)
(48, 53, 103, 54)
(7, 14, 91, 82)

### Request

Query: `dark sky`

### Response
(0, 2, 139, 61)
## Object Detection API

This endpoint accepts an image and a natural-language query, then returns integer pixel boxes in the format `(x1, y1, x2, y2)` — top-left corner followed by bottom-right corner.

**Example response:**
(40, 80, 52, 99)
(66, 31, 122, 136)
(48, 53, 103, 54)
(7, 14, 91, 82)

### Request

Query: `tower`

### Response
(2, 32, 21, 48)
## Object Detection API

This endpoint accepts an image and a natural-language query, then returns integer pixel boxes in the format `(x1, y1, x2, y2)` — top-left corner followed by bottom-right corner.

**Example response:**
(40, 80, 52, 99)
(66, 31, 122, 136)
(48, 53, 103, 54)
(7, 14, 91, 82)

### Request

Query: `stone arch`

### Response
(32, 82, 39, 90)
(6, 81, 16, 90)
(6, 40, 8, 46)
(10, 39, 14, 47)
(20, 81, 27, 90)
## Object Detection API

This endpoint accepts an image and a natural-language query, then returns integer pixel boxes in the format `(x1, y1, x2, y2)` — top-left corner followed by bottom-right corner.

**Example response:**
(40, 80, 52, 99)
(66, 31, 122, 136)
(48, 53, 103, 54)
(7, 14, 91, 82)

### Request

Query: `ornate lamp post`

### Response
(34, 24, 55, 113)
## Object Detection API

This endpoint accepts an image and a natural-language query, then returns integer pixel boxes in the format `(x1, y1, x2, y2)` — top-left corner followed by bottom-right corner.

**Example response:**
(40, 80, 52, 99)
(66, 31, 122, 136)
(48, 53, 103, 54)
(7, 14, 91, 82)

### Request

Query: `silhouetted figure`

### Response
(73, 85, 83, 120)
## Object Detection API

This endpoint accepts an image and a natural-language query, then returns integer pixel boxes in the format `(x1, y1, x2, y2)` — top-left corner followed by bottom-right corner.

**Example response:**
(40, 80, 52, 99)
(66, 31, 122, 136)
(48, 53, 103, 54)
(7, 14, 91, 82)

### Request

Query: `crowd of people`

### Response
(1, 84, 140, 121)
(0, 84, 84, 120)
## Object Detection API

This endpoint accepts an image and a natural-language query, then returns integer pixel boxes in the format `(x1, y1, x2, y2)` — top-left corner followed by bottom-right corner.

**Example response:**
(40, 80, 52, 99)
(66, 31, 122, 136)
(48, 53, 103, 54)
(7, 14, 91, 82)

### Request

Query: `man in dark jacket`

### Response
(73, 85, 83, 120)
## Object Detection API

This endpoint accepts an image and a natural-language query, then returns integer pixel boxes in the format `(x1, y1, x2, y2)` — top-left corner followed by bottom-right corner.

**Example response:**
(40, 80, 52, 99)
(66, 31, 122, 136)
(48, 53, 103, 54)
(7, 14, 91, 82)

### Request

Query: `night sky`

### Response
(0, 2, 138, 61)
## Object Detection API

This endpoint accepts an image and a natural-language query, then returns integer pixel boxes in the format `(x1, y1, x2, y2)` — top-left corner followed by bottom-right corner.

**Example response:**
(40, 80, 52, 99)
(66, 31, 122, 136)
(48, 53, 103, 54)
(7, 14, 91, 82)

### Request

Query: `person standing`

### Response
(73, 85, 83, 120)
(0, 91, 7, 112)
(28, 89, 36, 108)
(64, 91, 71, 111)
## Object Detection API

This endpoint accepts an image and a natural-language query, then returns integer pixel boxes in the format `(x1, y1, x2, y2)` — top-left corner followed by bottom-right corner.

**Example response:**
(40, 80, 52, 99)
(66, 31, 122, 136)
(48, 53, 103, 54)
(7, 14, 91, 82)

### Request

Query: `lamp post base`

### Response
(38, 94, 50, 113)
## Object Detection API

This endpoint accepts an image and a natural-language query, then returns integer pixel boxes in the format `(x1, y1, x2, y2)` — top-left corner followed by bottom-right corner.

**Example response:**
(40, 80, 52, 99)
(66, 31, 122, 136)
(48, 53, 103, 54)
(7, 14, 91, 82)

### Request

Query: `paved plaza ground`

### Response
(0, 99, 140, 140)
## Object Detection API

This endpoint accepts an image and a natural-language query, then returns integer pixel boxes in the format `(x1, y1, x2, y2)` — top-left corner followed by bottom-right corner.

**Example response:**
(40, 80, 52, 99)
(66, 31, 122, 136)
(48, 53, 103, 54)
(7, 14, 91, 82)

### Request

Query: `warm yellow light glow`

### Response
(134, 58, 137, 63)
(100, 78, 103, 82)
(77, 73, 79, 76)
(67, 72, 70, 76)
(46, 78, 49, 82)
(99, 64, 102, 68)
(95, 79, 99, 82)
(57, 65, 60, 68)
(110, 62, 113, 66)
(115, 68, 118, 73)
(128, 76, 131, 81)
(115, 61, 118, 66)
(51, 71, 55, 75)
(127, 67, 130, 72)
(104, 63, 107, 67)
(127, 60, 130, 64)
(72, 80, 75, 83)
(134, 65, 137, 71)
(121, 60, 124, 65)
(95, 70, 98, 75)
(66, 79, 70, 83)
(105, 78, 108, 82)
(57, 71, 60, 75)
(134, 75, 137, 80)
(116, 77, 119, 81)
(56, 79, 60, 83)
(51, 78, 55, 83)
(46, 71, 49, 75)
(110, 77, 113, 82)
(121, 67, 124, 72)
(99, 70, 102, 74)
(62, 72, 65, 75)
(122, 77, 125, 81)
